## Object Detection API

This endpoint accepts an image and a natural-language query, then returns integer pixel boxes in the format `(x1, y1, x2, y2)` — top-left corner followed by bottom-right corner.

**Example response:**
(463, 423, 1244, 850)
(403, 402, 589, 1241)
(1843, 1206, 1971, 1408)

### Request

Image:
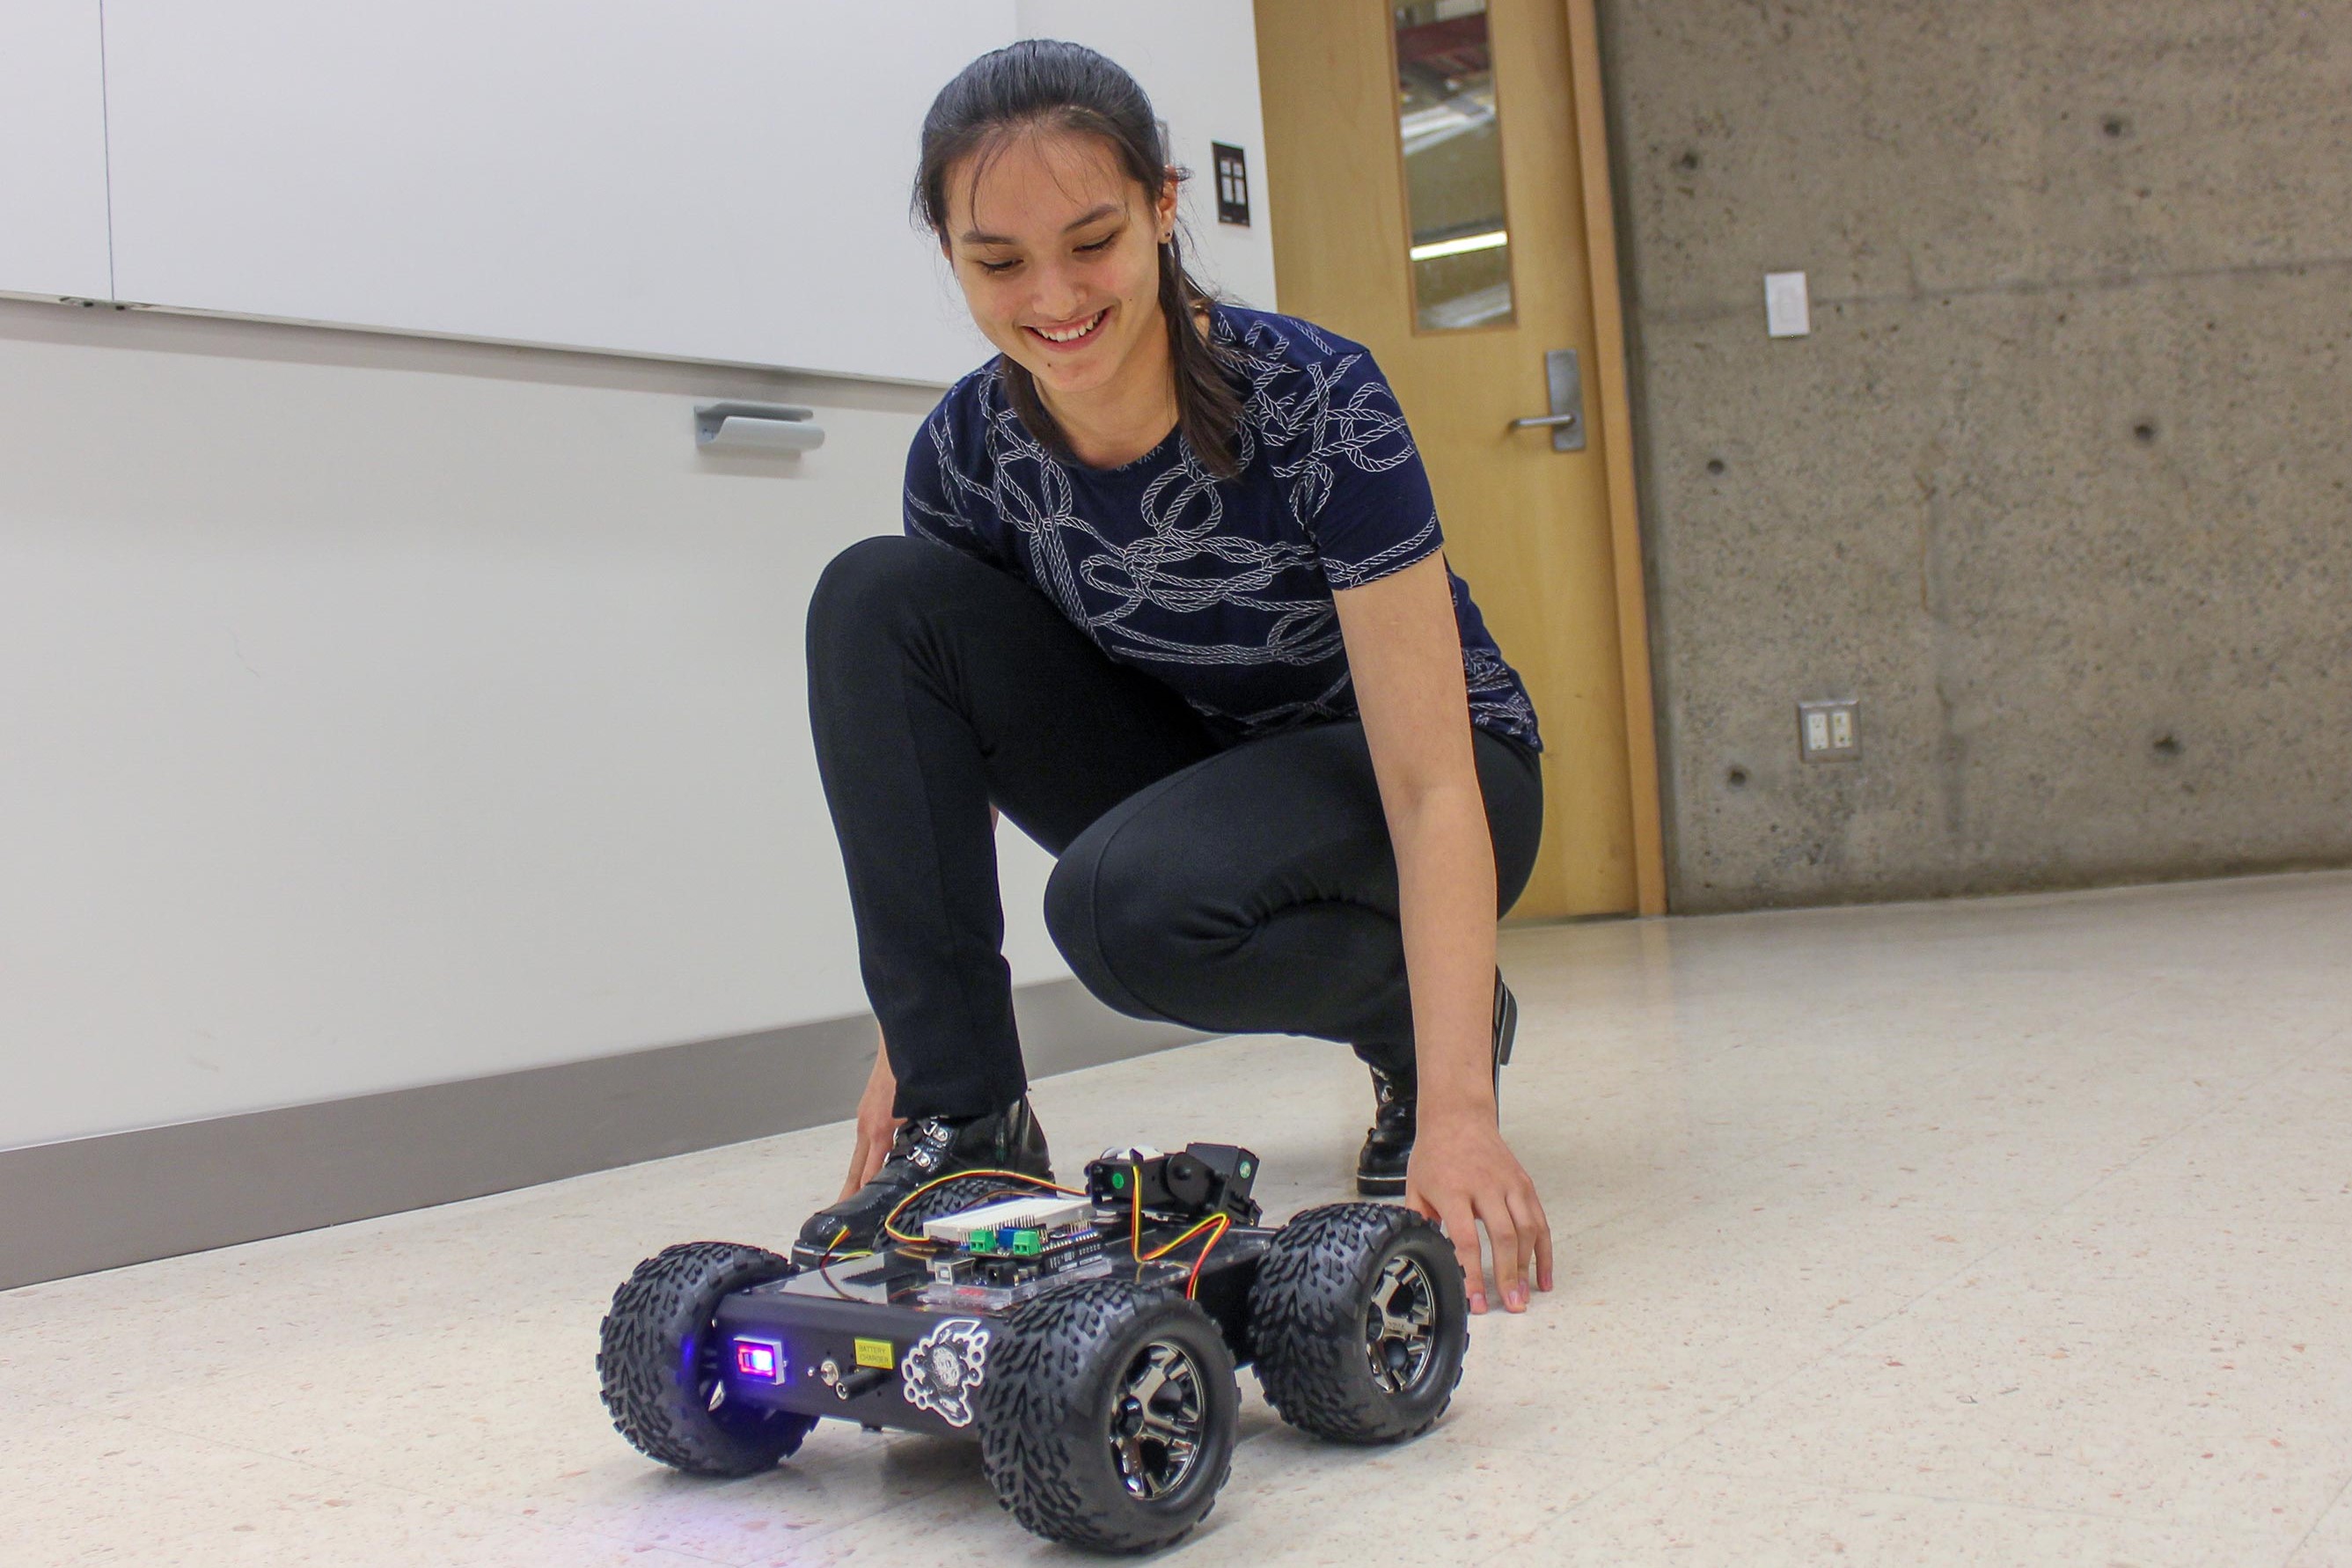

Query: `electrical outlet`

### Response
(1798, 699, 1860, 762)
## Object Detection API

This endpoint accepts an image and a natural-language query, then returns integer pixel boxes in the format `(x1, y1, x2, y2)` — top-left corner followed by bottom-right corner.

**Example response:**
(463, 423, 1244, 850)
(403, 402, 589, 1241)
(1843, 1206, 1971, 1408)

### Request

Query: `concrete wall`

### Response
(1595, 0, 2352, 912)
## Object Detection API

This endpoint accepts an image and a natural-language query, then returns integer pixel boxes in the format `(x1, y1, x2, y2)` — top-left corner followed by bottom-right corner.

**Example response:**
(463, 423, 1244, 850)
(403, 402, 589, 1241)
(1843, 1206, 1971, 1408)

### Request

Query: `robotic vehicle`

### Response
(597, 1144, 1469, 1551)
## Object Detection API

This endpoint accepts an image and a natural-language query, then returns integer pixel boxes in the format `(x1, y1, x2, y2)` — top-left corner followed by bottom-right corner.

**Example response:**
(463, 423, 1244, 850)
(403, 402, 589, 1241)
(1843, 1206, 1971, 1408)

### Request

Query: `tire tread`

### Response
(979, 1279, 1235, 1552)
(596, 1241, 814, 1476)
(1249, 1203, 1467, 1445)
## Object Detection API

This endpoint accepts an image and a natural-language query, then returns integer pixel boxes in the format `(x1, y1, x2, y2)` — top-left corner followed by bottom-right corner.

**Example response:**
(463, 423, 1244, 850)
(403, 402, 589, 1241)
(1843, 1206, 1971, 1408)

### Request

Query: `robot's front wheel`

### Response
(978, 1279, 1239, 1552)
(597, 1241, 819, 1476)
(1249, 1203, 1469, 1443)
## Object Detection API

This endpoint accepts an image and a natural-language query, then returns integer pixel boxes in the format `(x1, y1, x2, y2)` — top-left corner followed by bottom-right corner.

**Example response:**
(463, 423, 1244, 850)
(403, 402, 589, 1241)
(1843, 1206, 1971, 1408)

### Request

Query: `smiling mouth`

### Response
(1024, 308, 1109, 348)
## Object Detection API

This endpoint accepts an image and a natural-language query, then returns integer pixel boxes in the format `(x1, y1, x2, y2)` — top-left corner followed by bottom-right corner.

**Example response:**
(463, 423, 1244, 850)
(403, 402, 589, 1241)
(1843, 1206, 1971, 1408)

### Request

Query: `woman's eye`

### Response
(977, 258, 1020, 274)
(1077, 237, 1115, 253)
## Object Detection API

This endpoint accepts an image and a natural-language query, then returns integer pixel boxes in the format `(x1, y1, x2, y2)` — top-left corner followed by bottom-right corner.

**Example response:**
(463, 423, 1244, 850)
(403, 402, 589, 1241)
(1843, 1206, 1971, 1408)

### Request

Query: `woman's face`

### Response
(939, 128, 1178, 407)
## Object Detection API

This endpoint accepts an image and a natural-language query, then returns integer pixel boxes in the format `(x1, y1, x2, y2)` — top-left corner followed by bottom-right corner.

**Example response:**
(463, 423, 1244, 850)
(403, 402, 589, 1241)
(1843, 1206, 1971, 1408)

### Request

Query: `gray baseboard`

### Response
(0, 979, 1206, 1292)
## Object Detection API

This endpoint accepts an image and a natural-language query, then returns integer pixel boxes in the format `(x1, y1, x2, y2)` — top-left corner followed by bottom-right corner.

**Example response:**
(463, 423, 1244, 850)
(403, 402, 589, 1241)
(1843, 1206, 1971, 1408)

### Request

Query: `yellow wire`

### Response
(1124, 1183, 1234, 1299)
(1139, 1212, 1226, 1262)
(854, 1161, 1229, 1299)
(878, 1167, 1085, 1245)
(1183, 1214, 1231, 1299)
(814, 1223, 869, 1300)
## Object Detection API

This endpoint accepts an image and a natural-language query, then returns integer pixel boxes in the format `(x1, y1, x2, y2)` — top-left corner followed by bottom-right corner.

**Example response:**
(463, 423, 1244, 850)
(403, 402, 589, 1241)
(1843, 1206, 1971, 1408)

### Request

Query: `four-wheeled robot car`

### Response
(597, 1143, 1469, 1551)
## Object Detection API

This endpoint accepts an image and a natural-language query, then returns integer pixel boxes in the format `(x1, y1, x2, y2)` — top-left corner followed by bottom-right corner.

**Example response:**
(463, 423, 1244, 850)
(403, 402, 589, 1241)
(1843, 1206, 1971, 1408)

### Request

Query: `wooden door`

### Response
(1254, 0, 1663, 918)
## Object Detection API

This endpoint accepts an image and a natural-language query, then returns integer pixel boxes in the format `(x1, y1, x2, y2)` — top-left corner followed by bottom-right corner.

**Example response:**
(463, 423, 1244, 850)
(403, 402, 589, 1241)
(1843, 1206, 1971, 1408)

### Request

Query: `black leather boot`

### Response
(1354, 971, 1518, 1197)
(795, 1096, 1051, 1262)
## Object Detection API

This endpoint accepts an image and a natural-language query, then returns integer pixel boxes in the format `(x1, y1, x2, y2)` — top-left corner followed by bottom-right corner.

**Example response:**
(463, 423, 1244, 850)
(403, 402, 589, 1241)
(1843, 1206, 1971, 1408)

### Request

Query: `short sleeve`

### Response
(902, 397, 994, 561)
(1295, 353, 1445, 591)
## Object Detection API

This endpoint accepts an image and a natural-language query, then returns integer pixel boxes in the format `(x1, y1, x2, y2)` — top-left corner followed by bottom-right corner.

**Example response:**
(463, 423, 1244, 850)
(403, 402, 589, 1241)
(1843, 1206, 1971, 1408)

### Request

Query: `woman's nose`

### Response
(1025, 260, 1085, 321)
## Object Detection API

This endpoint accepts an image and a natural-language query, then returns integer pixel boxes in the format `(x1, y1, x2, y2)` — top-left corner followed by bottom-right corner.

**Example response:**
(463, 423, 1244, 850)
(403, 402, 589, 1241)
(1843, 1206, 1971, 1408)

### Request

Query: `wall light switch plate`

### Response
(1799, 699, 1859, 762)
(1765, 271, 1811, 338)
(1213, 142, 1251, 226)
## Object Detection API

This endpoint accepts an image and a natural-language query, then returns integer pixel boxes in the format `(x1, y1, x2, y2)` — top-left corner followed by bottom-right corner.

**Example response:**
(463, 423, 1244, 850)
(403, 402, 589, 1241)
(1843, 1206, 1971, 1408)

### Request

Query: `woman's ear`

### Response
(1158, 168, 1182, 238)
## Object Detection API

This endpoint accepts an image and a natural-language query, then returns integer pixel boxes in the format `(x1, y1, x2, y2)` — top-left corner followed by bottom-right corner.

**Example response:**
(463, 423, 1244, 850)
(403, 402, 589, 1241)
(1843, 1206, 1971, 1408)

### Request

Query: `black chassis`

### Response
(711, 1213, 1273, 1440)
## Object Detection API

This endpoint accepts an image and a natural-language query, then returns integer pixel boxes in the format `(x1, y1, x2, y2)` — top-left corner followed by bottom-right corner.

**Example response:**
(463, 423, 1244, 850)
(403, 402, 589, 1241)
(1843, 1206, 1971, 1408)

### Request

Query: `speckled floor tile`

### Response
(1659, 1293, 2352, 1554)
(0, 1405, 722, 1567)
(1531, 1470, 2286, 1568)
(2287, 1480, 2352, 1568)
(5, 869, 2349, 1566)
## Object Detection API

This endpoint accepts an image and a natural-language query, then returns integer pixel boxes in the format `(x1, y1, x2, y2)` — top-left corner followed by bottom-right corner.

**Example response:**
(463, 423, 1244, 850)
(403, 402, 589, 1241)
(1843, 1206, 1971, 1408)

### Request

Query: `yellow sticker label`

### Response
(854, 1337, 895, 1370)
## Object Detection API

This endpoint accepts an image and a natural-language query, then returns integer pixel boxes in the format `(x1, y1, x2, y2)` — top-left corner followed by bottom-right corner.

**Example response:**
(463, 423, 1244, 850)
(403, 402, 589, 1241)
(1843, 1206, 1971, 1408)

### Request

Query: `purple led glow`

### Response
(733, 1337, 783, 1381)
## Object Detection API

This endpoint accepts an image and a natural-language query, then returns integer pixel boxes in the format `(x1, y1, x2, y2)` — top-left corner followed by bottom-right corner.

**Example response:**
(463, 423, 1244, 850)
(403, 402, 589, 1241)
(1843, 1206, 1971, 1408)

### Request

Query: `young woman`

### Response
(800, 40, 1553, 1315)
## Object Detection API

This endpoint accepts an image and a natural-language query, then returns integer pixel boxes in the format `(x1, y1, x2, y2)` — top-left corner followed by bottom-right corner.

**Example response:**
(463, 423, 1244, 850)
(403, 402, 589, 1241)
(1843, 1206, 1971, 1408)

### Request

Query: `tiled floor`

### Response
(6, 870, 2351, 1566)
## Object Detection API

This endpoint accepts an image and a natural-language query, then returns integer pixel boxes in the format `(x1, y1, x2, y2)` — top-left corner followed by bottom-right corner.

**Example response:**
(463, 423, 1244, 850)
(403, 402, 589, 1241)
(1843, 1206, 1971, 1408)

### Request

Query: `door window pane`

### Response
(1395, 0, 1513, 331)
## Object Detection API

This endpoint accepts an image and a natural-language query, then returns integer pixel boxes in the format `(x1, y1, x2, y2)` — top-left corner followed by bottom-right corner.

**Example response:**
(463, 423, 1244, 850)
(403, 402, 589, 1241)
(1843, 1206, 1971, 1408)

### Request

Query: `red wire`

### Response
(1183, 1214, 1230, 1300)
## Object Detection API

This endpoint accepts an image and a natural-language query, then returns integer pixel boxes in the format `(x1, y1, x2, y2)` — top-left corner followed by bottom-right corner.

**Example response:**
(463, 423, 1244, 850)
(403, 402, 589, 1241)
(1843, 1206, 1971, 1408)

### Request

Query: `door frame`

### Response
(1560, 0, 1666, 916)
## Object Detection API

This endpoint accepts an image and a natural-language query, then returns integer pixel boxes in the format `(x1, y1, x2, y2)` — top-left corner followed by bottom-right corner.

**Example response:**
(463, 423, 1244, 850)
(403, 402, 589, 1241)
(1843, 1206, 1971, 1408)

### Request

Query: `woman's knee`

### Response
(810, 535, 943, 634)
(807, 537, 995, 688)
(1043, 822, 1194, 1024)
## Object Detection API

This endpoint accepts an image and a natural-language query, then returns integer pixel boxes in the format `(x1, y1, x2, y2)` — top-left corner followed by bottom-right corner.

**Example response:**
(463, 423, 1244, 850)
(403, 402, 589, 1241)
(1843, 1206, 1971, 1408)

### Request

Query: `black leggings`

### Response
(807, 534, 1545, 1121)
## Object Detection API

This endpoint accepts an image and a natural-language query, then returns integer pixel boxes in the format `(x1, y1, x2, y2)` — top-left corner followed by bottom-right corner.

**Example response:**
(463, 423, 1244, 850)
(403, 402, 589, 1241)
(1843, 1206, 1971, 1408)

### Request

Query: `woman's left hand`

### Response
(1404, 1112, 1554, 1315)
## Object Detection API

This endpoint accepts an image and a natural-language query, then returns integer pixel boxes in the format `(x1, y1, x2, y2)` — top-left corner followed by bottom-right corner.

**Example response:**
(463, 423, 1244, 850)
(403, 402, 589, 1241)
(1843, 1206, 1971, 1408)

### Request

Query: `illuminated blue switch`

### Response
(732, 1337, 786, 1382)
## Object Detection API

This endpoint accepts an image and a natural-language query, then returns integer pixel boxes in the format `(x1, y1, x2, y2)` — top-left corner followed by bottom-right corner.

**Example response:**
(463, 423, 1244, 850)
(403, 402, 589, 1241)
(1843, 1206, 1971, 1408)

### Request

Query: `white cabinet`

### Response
(102, 2, 1013, 383)
(0, 0, 110, 302)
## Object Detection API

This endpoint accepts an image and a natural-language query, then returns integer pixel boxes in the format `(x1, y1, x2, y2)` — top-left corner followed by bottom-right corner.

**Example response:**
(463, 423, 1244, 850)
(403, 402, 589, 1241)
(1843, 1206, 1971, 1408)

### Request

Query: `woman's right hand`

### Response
(838, 1034, 904, 1200)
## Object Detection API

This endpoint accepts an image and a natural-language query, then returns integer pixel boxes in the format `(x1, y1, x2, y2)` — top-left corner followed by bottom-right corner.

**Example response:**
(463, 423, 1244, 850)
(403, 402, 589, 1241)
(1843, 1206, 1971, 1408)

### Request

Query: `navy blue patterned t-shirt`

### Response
(902, 304, 1542, 752)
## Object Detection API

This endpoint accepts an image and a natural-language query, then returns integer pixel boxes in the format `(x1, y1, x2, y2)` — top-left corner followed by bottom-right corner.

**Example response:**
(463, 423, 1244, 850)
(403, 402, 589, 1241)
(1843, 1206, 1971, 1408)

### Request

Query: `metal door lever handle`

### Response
(1517, 349, 1587, 451)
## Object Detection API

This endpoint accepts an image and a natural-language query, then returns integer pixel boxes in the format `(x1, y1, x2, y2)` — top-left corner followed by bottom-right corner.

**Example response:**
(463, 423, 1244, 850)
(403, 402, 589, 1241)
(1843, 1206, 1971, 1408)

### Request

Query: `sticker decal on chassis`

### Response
(901, 1317, 990, 1427)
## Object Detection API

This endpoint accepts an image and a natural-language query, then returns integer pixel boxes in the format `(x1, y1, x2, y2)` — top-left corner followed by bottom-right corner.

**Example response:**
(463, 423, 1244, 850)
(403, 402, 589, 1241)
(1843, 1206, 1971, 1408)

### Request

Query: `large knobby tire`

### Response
(978, 1279, 1239, 1553)
(1249, 1203, 1469, 1444)
(597, 1241, 818, 1476)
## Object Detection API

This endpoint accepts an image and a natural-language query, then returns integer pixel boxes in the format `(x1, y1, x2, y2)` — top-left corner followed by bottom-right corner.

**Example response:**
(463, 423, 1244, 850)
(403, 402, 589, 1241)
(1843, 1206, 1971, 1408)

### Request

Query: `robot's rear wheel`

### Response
(597, 1241, 818, 1476)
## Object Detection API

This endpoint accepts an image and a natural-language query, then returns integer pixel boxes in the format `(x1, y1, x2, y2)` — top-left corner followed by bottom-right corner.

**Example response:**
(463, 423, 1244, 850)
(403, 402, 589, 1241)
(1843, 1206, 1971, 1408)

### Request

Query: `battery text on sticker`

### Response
(854, 1337, 894, 1370)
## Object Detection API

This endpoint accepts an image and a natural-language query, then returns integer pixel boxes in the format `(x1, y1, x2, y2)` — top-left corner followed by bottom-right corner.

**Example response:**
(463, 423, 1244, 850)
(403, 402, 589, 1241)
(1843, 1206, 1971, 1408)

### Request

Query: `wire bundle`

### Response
(817, 1165, 1231, 1300)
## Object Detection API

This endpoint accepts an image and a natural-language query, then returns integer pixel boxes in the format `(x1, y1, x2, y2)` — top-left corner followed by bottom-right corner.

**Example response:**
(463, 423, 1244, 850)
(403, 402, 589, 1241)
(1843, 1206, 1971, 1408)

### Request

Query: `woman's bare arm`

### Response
(1330, 552, 1552, 1314)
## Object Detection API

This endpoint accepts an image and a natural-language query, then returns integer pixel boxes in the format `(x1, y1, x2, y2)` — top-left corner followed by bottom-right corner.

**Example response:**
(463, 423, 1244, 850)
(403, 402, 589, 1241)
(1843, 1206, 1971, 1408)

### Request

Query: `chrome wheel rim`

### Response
(1108, 1339, 1207, 1500)
(1364, 1255, 1439, 1395)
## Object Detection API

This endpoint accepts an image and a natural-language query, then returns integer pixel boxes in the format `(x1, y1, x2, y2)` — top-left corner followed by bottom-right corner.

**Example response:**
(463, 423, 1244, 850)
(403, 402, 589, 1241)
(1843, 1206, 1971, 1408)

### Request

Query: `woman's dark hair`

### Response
(914, 40, 1245, 480)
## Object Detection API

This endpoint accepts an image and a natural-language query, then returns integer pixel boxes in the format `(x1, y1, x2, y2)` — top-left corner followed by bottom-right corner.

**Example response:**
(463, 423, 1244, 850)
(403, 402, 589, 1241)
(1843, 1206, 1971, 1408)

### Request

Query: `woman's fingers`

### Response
(1481, 1193, 1526, 1312)
(1408, 1123, 1555, 1313)
(1510, 1179, 1555, 1293)
(1435, 1195, 1488, 1314)
(836, 1136, 869, 1201)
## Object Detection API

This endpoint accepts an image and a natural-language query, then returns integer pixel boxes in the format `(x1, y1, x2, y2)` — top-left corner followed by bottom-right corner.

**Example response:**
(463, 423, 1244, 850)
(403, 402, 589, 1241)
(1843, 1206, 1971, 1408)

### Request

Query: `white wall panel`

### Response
(0, 302, 1073, 1151)
(103, 2, 1010, 383)
(0, 0, 111, 301)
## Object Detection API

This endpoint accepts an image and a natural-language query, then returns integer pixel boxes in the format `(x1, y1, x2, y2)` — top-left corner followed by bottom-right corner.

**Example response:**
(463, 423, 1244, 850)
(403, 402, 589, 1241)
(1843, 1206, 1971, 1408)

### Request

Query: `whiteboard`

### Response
(0, 0, 111, 301)
(103, 2, 1012, 384)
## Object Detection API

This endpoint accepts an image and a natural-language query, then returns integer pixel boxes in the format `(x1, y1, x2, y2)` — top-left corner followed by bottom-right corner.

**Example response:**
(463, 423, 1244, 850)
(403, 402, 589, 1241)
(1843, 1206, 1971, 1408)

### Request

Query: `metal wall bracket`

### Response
(694, 401, 824, 453)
